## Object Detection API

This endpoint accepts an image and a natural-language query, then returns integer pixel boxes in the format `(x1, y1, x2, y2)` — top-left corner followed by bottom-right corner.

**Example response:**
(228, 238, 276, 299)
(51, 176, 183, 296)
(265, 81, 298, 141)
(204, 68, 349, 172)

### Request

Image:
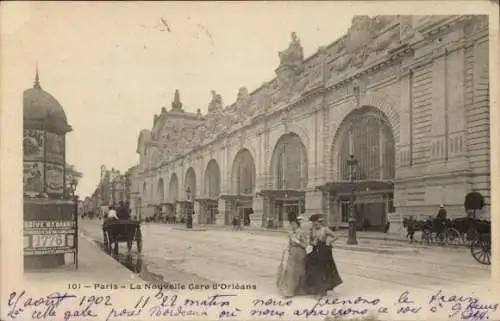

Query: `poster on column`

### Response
(23, 161, 45, 194)
(46, 163, 64, 194)
(23, 129, 45, 161)
(45, 132, 65, 164)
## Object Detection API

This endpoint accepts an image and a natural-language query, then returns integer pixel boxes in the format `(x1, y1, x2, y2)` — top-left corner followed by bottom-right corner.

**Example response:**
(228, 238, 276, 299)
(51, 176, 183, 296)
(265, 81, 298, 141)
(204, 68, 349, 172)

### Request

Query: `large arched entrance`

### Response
(183, 167, 196, 222)
(327, 106, 396, 230)
(165, 173, 179, 221)
(228, 149, 256, 226)
(201, 160, 221, 224)
(266, 133, 308, 228)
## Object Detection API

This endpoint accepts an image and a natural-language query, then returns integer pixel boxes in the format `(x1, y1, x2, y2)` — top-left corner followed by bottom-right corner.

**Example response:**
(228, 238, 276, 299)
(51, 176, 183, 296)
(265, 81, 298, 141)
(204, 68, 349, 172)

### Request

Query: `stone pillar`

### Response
(193, 201, 200, 224)
(304, 190, 323, 218)
(176, 202, 182, 219)
(431, 50, 448, 161)
(260, 196, 270, 228)
(329, 195, 341, 227)
(251, 196, 264, 228)
(252, 196, 263, 220)
(217, 199, 226, 225)
(196, 202, 204, 224)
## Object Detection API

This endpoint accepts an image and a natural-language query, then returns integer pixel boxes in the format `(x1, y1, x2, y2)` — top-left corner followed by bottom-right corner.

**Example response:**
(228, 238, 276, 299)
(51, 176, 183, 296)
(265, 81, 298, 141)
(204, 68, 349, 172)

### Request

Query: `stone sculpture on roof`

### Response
(208, 90, 224, 114)
(275, 33, 306, 104)
(232, 86, 252, 123)
(330, 16, 400, 72)
(171, 89, 183, 111)
(278, 32, 304, 69)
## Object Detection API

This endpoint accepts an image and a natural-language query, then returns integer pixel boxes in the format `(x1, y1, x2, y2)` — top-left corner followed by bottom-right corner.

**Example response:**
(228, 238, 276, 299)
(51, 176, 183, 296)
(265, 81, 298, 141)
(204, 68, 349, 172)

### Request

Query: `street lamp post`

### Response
(138, 196, 142, 221)
(186, 186, 193, 229)
(284, 191, 288, 227)
(346, 154, 358, 245)
(68, 178, 79, 269)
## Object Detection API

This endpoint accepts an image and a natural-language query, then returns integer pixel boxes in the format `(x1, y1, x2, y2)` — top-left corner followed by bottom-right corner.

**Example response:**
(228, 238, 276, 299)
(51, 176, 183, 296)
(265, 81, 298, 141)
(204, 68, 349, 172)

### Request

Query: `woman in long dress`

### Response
(305, 214, 343, 296)
(277, 216, 308, 297)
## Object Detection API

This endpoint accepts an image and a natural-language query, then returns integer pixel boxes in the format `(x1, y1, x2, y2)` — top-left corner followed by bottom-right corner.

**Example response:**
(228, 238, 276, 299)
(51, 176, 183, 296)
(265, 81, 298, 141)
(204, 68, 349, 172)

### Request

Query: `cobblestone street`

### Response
(80, 220, 490, 298)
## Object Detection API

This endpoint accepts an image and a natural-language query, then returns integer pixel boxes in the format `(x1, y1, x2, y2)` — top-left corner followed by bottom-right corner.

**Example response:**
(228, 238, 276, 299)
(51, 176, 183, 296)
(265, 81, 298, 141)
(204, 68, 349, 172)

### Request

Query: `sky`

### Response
(1, 1, 494, 198)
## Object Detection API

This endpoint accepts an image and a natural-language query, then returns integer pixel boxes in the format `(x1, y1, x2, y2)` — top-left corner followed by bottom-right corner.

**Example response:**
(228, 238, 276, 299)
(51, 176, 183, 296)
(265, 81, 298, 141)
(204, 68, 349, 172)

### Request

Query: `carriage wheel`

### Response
(444, 228, 461, 246)
(465, 228, 478, 248)
(470, 236, 491, 265)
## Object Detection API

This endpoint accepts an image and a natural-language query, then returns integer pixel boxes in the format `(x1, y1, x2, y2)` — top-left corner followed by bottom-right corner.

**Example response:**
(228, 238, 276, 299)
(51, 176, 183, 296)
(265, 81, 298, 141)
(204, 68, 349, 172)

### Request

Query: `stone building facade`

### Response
(134, 15, 491, 229)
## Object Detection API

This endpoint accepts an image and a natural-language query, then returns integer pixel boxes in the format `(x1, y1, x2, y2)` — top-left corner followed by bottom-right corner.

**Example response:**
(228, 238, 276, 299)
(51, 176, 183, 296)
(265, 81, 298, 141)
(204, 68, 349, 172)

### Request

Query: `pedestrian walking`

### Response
(304, 214, 342, 297)
(277, 215, 308, 298)
(232, 216, 241, 231)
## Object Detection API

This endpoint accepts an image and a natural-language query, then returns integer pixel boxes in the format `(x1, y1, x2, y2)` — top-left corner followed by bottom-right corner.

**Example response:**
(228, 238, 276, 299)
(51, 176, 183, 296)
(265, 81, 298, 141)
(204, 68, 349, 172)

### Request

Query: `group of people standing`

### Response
(276, 214, 342, 298)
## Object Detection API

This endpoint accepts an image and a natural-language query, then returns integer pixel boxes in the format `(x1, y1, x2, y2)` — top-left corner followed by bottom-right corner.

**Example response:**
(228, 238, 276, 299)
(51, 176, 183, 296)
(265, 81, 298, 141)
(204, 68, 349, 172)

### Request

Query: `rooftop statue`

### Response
(208, 90, 224, 114)
(171, 89, 183, 111)
(278, 32, 304, 68)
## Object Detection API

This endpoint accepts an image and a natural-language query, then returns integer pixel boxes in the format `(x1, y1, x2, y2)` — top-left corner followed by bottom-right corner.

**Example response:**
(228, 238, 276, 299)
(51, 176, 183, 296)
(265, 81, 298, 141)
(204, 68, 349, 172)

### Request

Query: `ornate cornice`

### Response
(138, 15, 482, 178)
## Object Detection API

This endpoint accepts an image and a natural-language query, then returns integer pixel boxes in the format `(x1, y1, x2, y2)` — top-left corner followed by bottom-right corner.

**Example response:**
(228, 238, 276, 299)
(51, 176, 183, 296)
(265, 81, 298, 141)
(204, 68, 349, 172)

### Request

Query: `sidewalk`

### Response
(24, 234, 139, 285)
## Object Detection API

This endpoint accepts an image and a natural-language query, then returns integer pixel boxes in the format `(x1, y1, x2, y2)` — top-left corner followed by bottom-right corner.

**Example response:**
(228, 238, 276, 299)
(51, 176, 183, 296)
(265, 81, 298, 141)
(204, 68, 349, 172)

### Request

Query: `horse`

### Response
(402, 217, 451, 244)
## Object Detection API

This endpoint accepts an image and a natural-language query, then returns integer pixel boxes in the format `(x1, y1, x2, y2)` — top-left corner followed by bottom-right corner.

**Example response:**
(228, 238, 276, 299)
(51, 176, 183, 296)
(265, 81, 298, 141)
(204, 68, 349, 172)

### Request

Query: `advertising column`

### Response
(23, 76, 75, 269)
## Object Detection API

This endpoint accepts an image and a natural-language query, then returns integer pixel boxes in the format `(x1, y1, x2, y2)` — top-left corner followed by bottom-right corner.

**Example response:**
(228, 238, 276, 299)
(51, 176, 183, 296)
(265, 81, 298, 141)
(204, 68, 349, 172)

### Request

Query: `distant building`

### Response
(87, 165, 138, 216)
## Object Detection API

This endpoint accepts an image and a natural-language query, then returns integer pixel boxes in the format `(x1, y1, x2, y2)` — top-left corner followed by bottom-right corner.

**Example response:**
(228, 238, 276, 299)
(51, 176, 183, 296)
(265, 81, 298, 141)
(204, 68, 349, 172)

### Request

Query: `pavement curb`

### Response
(172, 227, 207, 231)
(197, 224, 408, 242)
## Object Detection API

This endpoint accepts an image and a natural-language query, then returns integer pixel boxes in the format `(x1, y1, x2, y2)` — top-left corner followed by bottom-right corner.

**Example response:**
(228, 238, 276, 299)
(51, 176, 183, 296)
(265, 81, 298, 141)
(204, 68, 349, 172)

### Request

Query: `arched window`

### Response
(157, 178, 164, 204)
(231, 149, 256, 195)
(205, 160, 221, 198)
(337, 107, 395, 181)
(271, 133, 307, 190)
(185, 167, 197, 199)
(169, 173, 179, 202)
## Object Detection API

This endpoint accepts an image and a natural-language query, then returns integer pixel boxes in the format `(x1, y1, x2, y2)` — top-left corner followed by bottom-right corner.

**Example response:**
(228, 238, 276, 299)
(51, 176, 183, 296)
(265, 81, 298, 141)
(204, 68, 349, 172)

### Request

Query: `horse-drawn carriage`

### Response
(102, 219, 142, 255)
(403, 215, 491, 265)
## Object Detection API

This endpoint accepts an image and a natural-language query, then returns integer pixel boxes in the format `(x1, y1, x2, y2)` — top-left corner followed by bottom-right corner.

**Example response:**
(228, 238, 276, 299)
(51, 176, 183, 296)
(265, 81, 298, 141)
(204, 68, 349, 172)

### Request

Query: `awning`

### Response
(194, 197, 219, 204)
(316, 180, 394, 194)
(258, 189, 305, 199)
(219, 194, 253, 201)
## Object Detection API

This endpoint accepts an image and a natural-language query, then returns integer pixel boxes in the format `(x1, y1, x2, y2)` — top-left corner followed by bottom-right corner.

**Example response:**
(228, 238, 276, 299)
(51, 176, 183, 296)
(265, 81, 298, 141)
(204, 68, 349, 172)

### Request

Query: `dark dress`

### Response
(305, 226, 343, 295)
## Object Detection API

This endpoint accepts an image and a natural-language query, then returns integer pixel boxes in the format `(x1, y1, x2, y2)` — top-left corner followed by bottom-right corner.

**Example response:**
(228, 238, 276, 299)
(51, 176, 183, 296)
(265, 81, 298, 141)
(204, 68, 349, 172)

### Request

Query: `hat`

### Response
(309, 214, 325, 222)
(296, 216, 305, 221)
(440, 204, 445, 208)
